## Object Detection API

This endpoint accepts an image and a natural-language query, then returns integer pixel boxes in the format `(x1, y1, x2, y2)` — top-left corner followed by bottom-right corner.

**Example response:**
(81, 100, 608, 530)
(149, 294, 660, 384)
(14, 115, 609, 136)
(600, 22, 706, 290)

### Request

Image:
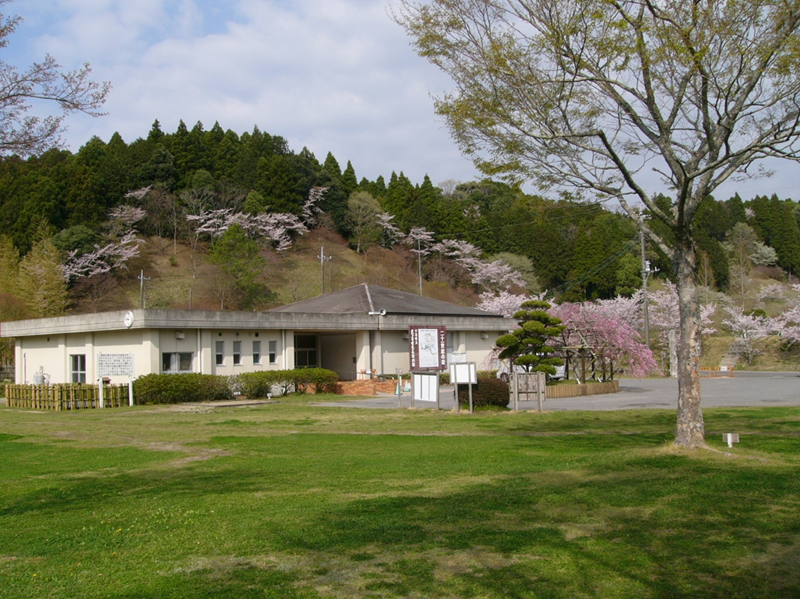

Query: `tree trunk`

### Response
(674, 239, 705, 447)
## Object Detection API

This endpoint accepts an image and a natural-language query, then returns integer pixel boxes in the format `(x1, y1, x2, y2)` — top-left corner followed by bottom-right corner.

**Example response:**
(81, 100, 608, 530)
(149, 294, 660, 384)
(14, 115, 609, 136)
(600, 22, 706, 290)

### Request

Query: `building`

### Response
(0, 284, 513, 385)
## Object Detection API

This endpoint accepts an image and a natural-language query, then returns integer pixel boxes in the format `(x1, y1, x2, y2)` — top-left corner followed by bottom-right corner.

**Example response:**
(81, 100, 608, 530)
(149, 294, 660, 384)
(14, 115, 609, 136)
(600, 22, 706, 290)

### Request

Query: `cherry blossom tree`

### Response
(63, 231, 142, 281)
(186, 209, 307, 252)
(476, 290, 533, 318)
(775, 284, 800, 346)
(550, 301, 657, 378)
(649, 282, 717, 342)
(301, 186, 328, 228)
(404, 227, 435, 256)
(376, 212, 403, 248)
(723, 306, 773, 364)
(430, 239, 526, 290)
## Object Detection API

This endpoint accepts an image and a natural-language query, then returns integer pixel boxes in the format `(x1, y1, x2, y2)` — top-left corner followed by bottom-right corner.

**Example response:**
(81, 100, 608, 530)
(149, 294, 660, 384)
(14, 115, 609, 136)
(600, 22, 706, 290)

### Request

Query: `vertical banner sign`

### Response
(409, 326, 447, 371)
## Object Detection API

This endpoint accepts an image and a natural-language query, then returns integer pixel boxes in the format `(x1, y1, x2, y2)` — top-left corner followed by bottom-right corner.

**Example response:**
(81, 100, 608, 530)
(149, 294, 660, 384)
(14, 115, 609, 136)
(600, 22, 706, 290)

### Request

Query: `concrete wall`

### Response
(15, 330, 153, 385)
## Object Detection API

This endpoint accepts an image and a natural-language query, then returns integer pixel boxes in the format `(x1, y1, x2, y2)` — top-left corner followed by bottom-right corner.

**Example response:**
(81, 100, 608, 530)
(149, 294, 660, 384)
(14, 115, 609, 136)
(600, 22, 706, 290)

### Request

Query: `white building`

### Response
(1, 284, 512, 385)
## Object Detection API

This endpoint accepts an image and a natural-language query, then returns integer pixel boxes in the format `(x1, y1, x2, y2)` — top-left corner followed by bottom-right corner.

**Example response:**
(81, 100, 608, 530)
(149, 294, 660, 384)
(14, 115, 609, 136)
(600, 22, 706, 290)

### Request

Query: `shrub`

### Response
(236, 371, 283, 398)
(295, 368, 338, 394)
(457, 378, 510, 409)
(236, 368, 339, 397)
(439, 372, 451, 385)
(133, 373, 232, 404)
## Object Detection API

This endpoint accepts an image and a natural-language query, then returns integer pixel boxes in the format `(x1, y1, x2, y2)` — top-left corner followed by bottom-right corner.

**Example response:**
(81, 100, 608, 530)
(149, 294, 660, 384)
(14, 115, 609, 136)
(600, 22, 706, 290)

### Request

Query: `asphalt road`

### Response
(316, 371, 800, 411)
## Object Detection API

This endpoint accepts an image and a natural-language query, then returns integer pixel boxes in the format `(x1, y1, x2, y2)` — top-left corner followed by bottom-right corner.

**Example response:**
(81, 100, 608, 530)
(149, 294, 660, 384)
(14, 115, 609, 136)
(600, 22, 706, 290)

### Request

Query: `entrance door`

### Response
(294, 334, 318, 368)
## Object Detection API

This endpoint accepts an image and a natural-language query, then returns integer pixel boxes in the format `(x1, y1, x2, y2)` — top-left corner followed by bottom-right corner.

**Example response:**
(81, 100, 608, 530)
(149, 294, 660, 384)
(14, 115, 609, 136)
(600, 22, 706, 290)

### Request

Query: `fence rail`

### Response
(4, 384, 130, 410)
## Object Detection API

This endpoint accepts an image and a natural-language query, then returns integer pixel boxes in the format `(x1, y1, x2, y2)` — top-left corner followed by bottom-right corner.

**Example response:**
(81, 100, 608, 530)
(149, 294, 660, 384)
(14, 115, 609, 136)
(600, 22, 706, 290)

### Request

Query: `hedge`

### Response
(233, 368, 339, 398)
(133, 373, 232, 405)
(457, 378, 510, 409)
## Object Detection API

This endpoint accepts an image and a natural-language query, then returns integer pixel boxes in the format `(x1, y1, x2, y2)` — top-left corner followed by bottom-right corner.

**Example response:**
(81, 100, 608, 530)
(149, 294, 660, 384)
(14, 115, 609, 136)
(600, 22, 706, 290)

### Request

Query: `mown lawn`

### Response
(1, 398, 799, 598)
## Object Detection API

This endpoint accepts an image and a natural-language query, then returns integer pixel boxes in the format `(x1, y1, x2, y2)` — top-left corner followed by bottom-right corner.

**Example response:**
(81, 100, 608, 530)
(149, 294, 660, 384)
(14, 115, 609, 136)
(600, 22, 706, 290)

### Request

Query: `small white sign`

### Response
(450, 362, 477, 385)
(98, 353, 135, 377)
(412, 372, 439, 403)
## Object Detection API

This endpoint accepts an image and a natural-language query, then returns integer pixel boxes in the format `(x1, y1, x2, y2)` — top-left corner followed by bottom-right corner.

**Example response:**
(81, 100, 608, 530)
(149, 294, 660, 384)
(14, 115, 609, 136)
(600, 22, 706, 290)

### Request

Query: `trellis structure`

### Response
(561, 346, 615, 384)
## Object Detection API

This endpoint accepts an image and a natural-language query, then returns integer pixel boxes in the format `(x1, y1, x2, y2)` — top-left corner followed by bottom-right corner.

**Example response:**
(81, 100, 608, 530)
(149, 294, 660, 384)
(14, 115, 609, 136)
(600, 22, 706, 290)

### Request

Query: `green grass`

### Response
(1, 399, 799, 598)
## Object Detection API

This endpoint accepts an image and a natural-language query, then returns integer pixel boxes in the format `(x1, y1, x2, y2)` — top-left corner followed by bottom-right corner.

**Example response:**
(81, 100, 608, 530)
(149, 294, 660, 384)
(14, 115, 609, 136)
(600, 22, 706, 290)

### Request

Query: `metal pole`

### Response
(418, 238, 423, 296)
(640, 225, 651, 348)
(139, 270, 151, 309)
(317, 247, 331, 295)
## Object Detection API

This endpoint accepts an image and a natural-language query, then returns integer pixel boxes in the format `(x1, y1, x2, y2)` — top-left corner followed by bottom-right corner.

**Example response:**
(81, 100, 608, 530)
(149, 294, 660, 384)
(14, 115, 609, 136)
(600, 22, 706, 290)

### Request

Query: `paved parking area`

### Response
(315, 372, 800, 411)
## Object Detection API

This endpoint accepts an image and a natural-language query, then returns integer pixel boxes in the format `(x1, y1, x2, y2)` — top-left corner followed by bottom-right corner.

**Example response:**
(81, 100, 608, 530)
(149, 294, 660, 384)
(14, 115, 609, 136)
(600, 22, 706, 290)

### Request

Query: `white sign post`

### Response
(97, 353, 136, 408)
(450, 362, 477, 414)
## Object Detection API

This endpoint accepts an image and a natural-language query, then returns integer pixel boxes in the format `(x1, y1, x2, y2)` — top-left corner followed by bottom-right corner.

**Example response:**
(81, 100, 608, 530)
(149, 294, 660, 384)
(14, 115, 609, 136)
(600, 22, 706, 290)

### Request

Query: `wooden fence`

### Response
(545, 380, 619, 399)
(4, 384, 130, 410)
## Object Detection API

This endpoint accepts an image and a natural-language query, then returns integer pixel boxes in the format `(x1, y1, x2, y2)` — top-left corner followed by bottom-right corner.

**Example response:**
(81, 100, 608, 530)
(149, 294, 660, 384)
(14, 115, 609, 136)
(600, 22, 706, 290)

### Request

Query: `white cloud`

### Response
(6, 0, 798, 198)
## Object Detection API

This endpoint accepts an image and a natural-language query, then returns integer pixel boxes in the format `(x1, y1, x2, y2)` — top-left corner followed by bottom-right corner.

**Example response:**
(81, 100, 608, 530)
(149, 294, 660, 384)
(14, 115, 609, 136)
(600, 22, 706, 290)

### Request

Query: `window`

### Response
(215, 341, 224, 366)
(252, 340, 261, 365)
(233, 341, 242, 365)
(162, 352, 193, 373)
(70, 354, 86, 383)
(295, 334, 317, 368)
(268, 340, 277, 365)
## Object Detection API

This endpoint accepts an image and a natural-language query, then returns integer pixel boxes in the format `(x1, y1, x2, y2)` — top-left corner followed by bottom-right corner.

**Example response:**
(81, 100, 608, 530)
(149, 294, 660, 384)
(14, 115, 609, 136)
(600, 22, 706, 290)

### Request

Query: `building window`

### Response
(269, 340, 277, 365)
(215, 341, 224, 366)
(295, 334, 317, 368)
(70, 354, 86, 383)
(162, 352, 193, 373)
(233, 341, 242, 365)
(252, 340, 261, 365)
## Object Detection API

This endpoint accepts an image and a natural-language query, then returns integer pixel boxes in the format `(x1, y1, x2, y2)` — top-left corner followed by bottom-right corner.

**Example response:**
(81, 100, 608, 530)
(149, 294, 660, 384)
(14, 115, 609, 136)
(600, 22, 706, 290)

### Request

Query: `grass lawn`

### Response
(1, 397, 799, 598)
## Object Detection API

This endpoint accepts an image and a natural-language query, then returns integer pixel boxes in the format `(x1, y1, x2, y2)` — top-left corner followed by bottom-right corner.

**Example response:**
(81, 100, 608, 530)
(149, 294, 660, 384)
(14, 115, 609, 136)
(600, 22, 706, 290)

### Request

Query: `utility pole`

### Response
(639, 224, 655, 348)
(418, 238, 423, 296)
(139, 270, 151, 309)
(317, 247, 332, 295)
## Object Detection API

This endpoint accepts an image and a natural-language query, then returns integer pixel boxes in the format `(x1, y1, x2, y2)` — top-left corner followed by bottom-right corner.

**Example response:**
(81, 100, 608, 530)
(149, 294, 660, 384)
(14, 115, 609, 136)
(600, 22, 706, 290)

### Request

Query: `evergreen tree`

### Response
(341, 160, 358, 196)
(496, 300, 565, 376)
(18, 234, 68, 317)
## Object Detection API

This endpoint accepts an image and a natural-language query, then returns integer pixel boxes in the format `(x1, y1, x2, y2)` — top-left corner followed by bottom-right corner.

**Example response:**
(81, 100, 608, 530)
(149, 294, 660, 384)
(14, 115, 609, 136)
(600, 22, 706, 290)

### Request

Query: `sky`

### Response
(5, 0, 800, 201)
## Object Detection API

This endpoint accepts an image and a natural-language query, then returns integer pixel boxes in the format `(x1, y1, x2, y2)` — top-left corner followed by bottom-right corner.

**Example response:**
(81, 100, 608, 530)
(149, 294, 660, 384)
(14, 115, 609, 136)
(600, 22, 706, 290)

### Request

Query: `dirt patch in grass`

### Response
(174, 547, 527, 598)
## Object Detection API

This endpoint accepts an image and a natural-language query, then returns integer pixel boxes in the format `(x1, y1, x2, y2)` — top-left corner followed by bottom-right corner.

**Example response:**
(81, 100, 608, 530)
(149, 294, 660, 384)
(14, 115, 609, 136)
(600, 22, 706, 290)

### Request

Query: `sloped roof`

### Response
(269, 284, 501, 318)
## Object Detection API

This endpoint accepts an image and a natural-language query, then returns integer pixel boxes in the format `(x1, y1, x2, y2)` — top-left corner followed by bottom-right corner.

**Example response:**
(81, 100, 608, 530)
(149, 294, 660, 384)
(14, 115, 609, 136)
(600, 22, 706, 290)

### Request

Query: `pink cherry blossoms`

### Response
(549, 300, 657, 378)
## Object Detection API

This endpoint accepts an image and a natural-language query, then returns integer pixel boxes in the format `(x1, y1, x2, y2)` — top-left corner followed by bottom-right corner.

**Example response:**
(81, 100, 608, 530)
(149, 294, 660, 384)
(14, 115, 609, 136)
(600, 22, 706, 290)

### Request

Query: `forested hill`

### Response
(0, 119, 799, 315)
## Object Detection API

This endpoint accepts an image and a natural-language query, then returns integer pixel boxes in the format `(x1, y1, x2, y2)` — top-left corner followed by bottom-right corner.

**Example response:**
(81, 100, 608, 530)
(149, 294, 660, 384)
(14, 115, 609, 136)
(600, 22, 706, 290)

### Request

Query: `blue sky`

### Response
(4, 0, 799, 201)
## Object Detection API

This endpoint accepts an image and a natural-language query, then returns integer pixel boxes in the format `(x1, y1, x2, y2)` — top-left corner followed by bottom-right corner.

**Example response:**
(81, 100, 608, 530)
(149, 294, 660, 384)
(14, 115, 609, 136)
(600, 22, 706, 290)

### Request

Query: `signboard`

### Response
(97, 353, 135, 409)
(409, 326, 447, 371)
(450, 362, 477, 385)
(98, 353, 135, 377)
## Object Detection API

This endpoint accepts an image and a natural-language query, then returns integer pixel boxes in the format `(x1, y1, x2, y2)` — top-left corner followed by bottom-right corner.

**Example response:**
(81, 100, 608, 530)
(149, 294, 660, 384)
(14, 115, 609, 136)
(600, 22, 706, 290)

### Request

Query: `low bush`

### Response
(293, 368, 339, 394)
(133, 373, 232, 404)
(457, 378, 510, 408)
(236, 368, 339, 398)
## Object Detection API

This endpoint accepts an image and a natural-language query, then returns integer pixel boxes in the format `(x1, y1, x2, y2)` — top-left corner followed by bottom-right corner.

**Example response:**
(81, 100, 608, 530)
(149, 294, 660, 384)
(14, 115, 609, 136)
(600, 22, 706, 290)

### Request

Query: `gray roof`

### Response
(269, 284, 502, 318)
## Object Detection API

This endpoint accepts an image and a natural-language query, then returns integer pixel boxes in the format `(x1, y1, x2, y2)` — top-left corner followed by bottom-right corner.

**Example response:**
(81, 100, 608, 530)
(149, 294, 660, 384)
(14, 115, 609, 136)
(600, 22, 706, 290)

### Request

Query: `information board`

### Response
(98, 353, 135, 377)
(409, 326, 447, 371)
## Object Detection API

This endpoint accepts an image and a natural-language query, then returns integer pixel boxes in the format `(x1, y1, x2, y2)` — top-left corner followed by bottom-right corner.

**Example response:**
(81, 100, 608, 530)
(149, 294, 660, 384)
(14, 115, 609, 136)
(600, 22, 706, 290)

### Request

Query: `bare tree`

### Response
(0, 0, 109, 156)
(396, 0, 800, 447)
